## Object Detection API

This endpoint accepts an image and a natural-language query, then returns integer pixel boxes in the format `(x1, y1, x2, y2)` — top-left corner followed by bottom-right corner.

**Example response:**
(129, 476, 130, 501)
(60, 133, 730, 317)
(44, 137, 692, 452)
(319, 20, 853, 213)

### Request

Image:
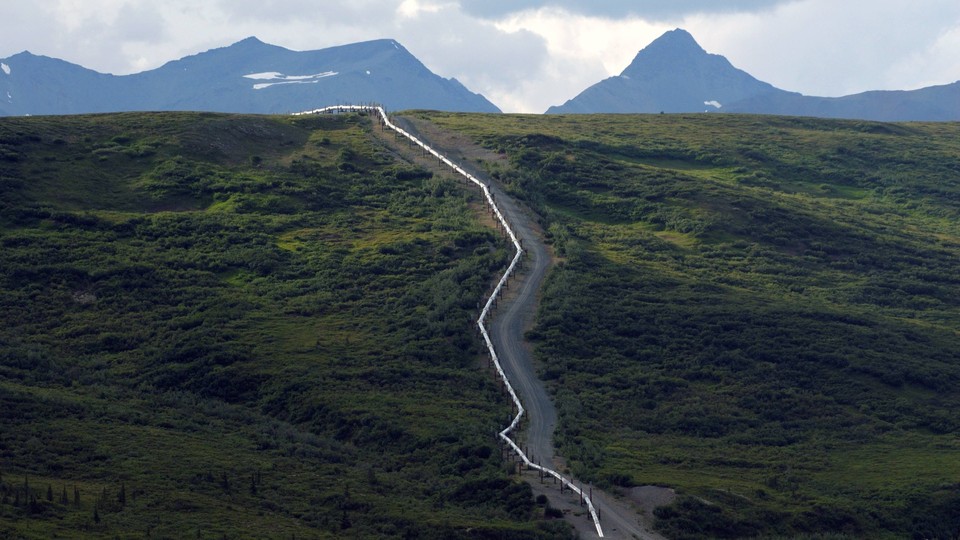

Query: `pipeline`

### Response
(293, 105, 604, 537)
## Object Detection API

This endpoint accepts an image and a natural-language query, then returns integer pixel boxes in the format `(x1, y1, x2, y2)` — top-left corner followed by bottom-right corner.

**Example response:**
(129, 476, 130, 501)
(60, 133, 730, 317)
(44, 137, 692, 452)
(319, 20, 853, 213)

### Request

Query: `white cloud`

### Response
(387, 4, 548, 112)
(494, 7, 674, 111)
(397, 0, 453, 19)
(885, 22, 960, 90)
(685, 0, 960, 96)
(461, 0, 794, 20)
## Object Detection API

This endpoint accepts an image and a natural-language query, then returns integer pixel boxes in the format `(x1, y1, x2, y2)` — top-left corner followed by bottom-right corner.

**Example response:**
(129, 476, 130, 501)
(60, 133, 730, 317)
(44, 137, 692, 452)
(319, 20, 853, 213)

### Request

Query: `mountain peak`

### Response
(650, 28, 703, 52)
(549, 28, 776, 114)
(227, 36, 281, 52)
(621, 28, 707, 77)
(235, 36, 266, 46)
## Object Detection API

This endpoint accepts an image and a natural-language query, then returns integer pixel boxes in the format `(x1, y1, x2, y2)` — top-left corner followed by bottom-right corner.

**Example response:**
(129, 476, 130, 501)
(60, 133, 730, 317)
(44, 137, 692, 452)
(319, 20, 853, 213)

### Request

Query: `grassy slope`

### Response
(418, 112, 960, 539)
(0, 112, 573, 538)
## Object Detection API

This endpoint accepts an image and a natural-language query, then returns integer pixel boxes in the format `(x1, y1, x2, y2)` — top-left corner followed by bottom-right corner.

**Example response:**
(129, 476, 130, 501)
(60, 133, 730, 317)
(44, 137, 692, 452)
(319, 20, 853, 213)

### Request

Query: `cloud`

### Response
(212, 0, 396, 25)
(110, 3, 167, 43)
(684, 0, 960, 96)
(890, 24, 960, 90)
(0, 1, 168, 74)
(0, 4, 60, 56)
(385, 3, 551, 113)
(494, 7, 668, 110)
(461, 0, 796, 20)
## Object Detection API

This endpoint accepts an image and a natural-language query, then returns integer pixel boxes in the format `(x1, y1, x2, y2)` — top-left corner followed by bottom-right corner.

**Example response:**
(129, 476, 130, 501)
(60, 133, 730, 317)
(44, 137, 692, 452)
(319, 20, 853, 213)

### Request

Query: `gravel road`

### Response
(391, 115, 664, 539)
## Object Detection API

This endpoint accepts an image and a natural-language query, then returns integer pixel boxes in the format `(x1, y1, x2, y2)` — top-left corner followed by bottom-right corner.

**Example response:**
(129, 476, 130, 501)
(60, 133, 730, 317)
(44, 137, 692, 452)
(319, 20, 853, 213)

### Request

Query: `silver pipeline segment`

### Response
(293, 105, 604, 537)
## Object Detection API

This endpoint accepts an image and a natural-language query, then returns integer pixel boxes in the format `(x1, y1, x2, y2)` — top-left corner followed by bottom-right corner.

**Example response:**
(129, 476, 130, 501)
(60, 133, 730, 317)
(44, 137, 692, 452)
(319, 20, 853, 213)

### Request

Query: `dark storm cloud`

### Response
(460, 0, 795, 19)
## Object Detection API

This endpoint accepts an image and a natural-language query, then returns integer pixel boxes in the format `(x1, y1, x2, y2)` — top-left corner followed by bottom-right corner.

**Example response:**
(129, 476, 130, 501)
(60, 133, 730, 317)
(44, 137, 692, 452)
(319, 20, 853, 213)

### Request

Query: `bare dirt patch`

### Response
(400, 115, 508, 168)
(628, 485, 677, 521)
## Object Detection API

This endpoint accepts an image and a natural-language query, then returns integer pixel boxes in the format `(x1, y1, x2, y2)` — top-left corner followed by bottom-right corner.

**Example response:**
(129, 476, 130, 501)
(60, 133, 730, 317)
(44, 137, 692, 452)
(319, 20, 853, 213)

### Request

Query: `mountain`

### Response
(547, 28, 960, 121)
(547, 29, 783, 114)
(724, 80, 960, 121)
(0, 38, 500, 115)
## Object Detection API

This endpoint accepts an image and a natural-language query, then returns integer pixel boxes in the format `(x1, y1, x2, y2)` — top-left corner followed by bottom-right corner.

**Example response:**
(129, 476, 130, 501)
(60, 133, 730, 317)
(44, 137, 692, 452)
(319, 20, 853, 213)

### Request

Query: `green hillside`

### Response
(420, 112, 960, 539)
(0, 113, 571, 538)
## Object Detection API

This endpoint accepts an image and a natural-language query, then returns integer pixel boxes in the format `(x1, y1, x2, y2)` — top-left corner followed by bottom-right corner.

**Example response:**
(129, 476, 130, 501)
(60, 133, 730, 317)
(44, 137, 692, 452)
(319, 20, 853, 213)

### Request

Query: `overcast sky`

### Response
(3, 0, 959, 113)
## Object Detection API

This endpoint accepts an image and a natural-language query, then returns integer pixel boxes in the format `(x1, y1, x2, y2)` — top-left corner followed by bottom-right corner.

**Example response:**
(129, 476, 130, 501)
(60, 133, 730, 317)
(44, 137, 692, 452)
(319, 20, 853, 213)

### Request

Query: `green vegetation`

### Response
(0, 112, 573, 538)
(419, 112, 960, 539)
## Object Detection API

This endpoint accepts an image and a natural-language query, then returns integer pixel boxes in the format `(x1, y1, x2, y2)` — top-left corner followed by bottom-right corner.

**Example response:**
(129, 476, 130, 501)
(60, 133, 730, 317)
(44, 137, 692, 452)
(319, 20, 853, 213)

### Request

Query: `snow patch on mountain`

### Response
(1, 63, 10, 75)
(244, 72, 284, 80)
(243, 71, 338, 90)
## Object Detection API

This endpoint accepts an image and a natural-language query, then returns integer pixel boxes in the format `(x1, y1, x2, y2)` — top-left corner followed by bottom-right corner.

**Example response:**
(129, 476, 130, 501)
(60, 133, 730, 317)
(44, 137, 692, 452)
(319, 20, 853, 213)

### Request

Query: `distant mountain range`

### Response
(547, 29, 960, 121)
(2, 32, 958, 120)
(0, 37, 500, 116)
